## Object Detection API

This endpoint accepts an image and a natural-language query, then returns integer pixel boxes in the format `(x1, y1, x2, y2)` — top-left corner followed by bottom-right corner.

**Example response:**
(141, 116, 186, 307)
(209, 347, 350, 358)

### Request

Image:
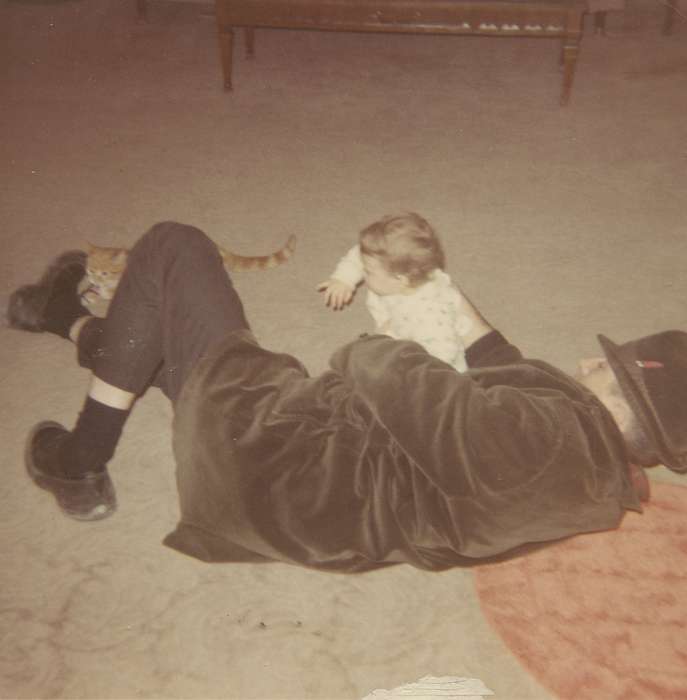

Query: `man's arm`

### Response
(453, 284, 523, 368)
(330, 335, 550, 497)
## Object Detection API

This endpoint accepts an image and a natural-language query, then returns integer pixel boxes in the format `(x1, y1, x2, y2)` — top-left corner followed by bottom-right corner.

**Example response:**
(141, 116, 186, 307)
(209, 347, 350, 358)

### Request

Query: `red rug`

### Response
(474, 483, 687, 699)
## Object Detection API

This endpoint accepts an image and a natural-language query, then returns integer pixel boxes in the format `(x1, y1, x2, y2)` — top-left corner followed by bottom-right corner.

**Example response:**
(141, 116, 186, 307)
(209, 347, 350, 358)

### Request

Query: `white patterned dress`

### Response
(331, 245, 472, 372)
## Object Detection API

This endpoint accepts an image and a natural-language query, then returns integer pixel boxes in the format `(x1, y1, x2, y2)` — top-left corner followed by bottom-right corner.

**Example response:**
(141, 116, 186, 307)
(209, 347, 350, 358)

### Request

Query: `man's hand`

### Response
(317, 278, 355, 310)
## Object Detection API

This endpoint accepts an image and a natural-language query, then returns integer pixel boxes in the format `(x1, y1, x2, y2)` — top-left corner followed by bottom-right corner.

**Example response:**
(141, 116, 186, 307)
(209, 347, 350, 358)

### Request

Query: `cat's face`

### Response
(84, 244, 128, 300)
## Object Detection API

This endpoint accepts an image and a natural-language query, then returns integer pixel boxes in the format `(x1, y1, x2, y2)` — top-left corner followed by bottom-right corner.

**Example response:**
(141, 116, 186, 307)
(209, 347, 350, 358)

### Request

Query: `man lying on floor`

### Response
(7, 221, 687, 572)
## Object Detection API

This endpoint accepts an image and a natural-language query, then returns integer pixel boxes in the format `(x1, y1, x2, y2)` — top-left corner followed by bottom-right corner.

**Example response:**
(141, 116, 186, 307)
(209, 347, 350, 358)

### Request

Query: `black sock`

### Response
(43, 264, 91, 339)
(59, 397, 130, 477)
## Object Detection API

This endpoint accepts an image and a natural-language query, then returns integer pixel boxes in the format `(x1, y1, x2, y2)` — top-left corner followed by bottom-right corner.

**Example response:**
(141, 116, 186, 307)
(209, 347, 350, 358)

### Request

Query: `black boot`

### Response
(25, 421, 117, 521)
(7, 250, 91, 338)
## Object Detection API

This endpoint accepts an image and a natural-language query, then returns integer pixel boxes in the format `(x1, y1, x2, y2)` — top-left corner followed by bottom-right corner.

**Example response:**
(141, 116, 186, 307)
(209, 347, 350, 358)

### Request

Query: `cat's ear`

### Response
(86, 241, 97, 253)
(113, 249, 128, 264)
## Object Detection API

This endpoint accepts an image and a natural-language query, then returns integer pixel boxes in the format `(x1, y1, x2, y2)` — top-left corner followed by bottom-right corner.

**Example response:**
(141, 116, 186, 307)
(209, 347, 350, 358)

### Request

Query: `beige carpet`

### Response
(1, 0, 686, 698)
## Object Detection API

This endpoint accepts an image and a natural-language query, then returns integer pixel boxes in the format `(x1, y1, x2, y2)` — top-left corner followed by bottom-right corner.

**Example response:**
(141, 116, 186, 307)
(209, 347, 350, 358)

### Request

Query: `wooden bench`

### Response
(214, 0, 586, 104)
(137, 0, 586, 104)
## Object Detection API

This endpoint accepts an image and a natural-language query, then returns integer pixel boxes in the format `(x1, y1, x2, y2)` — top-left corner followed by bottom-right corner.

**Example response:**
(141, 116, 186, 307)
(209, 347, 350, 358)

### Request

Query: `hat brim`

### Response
(597, 334, 685, 473)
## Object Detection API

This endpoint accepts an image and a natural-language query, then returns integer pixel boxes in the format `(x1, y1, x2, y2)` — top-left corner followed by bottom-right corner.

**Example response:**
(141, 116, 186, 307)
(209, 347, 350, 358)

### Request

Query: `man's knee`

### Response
(142, 221, 211, 251)
(131, 222, 219, 266)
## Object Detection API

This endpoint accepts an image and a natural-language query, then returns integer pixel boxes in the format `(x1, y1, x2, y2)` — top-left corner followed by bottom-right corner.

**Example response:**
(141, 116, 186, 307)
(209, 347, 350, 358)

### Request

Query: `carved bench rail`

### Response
(215, 0, 585, 103)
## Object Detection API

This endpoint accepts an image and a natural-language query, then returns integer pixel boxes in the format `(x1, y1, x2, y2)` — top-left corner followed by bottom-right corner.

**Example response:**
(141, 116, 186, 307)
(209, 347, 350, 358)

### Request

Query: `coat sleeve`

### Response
(465, 330, 523, 368)
(330, 335, 563, 497)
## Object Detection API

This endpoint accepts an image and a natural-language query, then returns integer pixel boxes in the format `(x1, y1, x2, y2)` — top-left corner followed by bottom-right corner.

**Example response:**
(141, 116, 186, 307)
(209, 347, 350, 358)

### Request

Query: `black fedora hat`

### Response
(598, 330, 687, 474)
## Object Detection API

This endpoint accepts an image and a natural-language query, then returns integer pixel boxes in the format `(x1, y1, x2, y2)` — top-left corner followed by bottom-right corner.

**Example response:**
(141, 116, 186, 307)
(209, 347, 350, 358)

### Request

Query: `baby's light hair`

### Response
(359, 212, 445, 287)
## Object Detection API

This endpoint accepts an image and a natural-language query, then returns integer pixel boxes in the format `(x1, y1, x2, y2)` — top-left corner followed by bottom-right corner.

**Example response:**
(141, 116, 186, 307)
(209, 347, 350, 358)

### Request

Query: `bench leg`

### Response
(245, 27, 255, 58)
(217, 27, 235, 90)
(136, 0, 148, 22)
(662, 0, 678, 34)
(560, 37, 580, 105)
(594, 11, 606, 35)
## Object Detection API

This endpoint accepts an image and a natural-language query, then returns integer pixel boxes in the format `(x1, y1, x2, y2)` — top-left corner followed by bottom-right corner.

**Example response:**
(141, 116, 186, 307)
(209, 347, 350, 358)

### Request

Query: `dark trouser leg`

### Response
(76, 221, 249, 401)
(26, 221, 249, 520)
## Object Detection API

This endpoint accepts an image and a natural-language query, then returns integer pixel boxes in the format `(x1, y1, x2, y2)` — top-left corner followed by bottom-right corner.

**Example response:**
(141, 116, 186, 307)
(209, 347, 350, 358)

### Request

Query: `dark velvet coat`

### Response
(164, 329, 641, 572)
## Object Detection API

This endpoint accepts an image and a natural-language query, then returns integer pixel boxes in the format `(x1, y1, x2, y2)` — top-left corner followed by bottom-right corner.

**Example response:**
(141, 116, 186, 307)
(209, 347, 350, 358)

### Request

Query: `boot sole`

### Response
(7, 250, 86, 332)
(25, 421, 117, 522)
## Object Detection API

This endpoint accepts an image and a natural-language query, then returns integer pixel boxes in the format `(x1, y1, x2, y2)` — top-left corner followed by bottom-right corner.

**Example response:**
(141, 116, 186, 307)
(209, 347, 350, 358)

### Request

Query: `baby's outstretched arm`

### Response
(317, 244, 364, 310)
(317, 278, 355, 310)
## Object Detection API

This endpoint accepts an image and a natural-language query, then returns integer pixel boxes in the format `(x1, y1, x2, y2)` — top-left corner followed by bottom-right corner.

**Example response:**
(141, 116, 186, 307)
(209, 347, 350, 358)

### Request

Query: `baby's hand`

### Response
(317, 278, 354, 310)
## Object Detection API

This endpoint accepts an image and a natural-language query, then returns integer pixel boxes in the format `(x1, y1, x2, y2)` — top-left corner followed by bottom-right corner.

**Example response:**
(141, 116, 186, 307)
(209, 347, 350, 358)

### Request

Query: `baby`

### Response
(318, 212, 473, 372)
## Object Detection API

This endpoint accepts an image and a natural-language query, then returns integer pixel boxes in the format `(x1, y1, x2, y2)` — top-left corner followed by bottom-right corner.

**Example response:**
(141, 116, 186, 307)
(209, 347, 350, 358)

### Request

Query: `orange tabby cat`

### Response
(81, 234, 297, 305)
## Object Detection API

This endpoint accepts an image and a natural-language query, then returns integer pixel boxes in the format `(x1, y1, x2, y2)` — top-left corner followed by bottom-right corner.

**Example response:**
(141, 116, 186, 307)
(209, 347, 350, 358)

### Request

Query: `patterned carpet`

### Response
(474, 483, 687, 700)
